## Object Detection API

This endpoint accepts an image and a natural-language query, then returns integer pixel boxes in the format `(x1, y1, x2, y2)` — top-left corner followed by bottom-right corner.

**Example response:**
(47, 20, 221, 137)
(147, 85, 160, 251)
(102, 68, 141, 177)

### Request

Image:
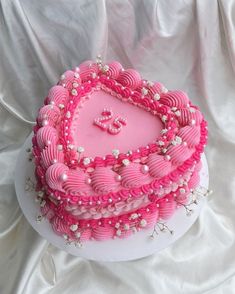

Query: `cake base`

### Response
(14, 133, 209, 261)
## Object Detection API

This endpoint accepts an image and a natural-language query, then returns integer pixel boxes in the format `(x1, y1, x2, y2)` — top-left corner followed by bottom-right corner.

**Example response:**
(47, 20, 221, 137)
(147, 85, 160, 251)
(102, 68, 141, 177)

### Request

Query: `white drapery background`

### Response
(1, 0, 235, 293)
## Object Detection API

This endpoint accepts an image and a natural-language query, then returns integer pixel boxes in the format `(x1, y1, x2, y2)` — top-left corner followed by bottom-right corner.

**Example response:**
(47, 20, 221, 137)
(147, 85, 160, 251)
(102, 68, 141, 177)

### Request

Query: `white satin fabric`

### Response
(1, 0, 235, 293)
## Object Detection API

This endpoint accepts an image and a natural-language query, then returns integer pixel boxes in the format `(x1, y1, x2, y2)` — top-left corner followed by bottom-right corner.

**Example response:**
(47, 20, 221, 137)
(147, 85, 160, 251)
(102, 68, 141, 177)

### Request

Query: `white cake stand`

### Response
(14, 133, 209, 262)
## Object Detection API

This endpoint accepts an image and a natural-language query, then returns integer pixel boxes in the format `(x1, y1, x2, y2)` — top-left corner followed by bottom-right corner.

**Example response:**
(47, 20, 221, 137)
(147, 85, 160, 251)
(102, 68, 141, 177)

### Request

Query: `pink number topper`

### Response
(94, 108, 127, 135)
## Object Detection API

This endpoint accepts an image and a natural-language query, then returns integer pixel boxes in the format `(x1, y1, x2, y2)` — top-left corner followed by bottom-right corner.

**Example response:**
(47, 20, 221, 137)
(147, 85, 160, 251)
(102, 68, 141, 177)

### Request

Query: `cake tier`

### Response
(32, 59, 208, 243)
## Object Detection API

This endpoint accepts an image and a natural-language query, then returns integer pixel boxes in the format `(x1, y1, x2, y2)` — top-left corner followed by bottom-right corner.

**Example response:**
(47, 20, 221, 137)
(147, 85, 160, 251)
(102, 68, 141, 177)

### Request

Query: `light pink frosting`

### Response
(91, 167, 120, 193)
(107, 61, 122, 79)
(177, 126, 200, 148)
(38, 105, 60, 127)
(92, 226, 115, 241)
(63, 168, 93, 195)
(119, 163, 151, 188)
(51, 216, 70, 235)
(143, 209, 159, 228)
(59, 70, 81, 90)
(40, 145, 64, 169)
(45, 163, 69, 192)
(148, 82, 164, 96)
(157, 196, 176, 220)
(160, 90, 189, 108)
(188, 172, 200, 190)
(79, 60, 99, 81)
(47, 85, 69, 105)
(117, 69, 141, 89)
(147, 154, 172, 178)
(36, 126, 58, 150)
(167, 145, 191, 165)
(178, 109, 203, 126)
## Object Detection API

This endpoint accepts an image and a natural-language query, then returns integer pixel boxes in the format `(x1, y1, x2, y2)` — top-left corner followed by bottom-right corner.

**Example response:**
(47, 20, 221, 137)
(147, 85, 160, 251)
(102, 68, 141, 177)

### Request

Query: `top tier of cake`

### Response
(33, 59, 207, 200)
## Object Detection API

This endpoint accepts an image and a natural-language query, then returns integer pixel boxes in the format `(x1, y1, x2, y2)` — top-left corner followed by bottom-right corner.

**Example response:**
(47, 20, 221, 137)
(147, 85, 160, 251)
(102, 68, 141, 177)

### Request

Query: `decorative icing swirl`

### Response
(117, 69, 141, 89)
(147, 154, 172, 178)
(92, 226, 115, 241)
(79, 60, 99, 81)
(51, 216, 70, 235)
(37, 105, 60, 127)
(157, 195, 176, 220)
(45, 163, 69, 192)
(147, 82, 164, 97)
(167, 145, 192, 165)
(119, 163, 151, 188)
(160, 90, 189, 108)
(41, 145, 64, 169)
(36, 126, 58, 150)
(91, 167, 120, 193)
(106, 61, 122, 79)
(47, 85, 69, 105)
(177, 126, 200, 148)
(178, 109, 203, 126)
(188, 171, 200, 189)
(63, 169, 93, 195)
(59, 70, 81, 90)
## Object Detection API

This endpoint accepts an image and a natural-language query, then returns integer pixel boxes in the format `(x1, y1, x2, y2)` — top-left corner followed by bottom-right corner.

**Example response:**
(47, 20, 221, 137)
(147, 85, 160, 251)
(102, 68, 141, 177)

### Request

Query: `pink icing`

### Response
(117, 69, 142, 89)
(63, 168, 93, 195)
(45, 163, 69, 192)
(47, 85, 69, 105)
(147, 154, 172, 178)
(160, 90, 189, 108)
(119, 163, 151, 188)
(178, 109, 203, 126)
(41, 145, 64, 169)
(37, 105, 60, 127)
(92, 226, 115, 241)
(79, 60, 99, 81)
(36, 126, 58, 150)
(91, 167, 120, 193)
(59, 70, 81, 90)
(167, 145, 191, 165)
(157, 195, 176, 220)
(106, 61, 123, 79)
(188, 171, 200, 190)
(177, 125, 200, 148)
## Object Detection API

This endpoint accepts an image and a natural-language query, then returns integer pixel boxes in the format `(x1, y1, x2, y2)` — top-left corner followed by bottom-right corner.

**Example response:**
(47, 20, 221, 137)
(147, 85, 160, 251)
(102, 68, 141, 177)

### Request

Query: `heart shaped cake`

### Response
(32, 58, 208, 244)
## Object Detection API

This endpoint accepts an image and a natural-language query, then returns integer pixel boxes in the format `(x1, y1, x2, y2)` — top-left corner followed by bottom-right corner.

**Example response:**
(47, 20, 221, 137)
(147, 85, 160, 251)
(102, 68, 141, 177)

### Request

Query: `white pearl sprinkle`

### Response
(60, 173, 68, 181)
(66, 111, 71, 118)
(124, 224, 130, 230)
(90, 72, 96, 79)
(74, 72, 80, 78)
(122, 159, 130, 166)
(71, 89, 78, 96)
(115, 223, 120, 229)
(75, 231, 81, 238)
(83, 158, 91, 165)
(175, 110, 181, 116)
(141, 165, 149, 174)
(59, 104, 65, 109)
(112, 149, 120, 157)
(73, 82, 79, 88)
(153, 93, 160, 101)
(77, 146, 85, 153)
(42, 120, 48, 126)
(165, 155, 171, 161)
(60, 74, 65, 80)
(140, 219, 147, 227)
(116, 229, 122, 236)
(70, 224, 78, 231)
(141, 87, 148, 96)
